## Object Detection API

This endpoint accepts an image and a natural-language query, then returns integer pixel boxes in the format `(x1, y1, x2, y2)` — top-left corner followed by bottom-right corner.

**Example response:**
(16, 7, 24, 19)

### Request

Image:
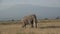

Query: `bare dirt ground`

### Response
(0, 20, 60, 34)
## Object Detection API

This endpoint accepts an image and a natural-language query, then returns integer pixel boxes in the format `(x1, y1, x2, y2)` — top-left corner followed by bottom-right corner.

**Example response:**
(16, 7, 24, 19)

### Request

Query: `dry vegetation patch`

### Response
(0, 19, 60, 34)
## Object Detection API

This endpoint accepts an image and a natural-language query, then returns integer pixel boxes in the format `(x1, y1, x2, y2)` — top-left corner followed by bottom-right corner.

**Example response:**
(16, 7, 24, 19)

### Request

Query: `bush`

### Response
(44, 18, 48, 20)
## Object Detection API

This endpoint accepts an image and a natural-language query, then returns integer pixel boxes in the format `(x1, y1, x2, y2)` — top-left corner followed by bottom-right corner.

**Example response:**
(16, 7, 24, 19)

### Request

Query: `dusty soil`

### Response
(0, 22, 60, 34)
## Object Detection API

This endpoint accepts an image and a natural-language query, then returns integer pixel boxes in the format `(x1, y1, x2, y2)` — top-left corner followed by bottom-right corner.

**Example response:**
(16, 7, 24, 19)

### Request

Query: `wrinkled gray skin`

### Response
(21, 14, 37, 28)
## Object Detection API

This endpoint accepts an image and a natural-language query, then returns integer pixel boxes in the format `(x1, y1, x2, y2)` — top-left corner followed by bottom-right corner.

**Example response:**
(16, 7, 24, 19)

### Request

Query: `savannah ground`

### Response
(0, 19, 60, 34)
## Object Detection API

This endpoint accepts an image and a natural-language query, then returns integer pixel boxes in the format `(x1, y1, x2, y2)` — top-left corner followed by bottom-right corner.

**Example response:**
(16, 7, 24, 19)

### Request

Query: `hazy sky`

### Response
(0, 0, 60, 6)
(0, 0, 60, 20)
(0, 0, 60, 10)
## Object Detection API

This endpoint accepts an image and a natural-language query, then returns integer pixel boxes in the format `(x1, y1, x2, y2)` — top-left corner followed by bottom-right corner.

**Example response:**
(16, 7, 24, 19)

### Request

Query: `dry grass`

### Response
(0, 19, 60, 34)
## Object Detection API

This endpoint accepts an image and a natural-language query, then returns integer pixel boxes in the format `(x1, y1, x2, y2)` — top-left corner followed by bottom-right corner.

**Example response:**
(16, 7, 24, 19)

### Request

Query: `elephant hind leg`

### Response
(31, 20, 34, 28)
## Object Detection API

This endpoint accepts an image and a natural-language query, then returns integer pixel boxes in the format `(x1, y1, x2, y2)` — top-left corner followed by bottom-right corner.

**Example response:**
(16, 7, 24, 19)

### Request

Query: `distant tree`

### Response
(44, 18, 48, 20)
(11, 19, 14, 21)
(56, 16, 60, 19)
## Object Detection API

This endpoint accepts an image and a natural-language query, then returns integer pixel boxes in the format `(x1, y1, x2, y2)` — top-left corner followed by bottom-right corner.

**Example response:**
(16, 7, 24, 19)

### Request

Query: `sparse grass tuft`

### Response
(16, 31, 35, 34)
